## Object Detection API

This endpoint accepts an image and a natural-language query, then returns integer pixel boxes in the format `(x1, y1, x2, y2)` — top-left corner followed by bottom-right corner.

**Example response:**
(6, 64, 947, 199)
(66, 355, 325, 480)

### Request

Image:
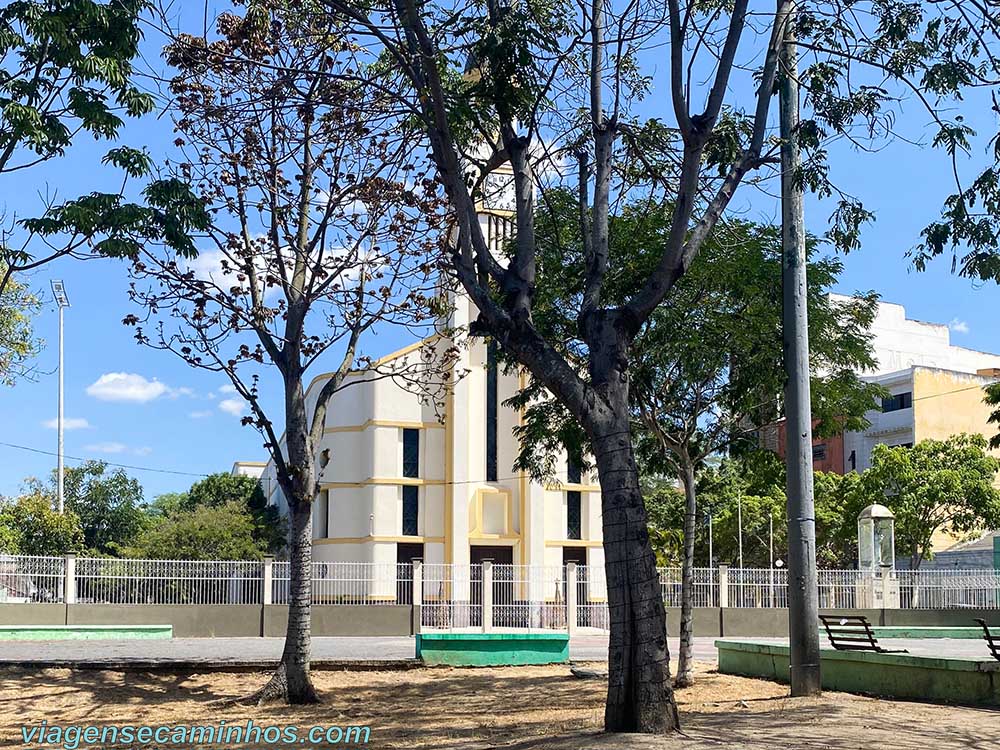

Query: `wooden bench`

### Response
(974, 618, 1000, 661)
(819, 614, 908, 654)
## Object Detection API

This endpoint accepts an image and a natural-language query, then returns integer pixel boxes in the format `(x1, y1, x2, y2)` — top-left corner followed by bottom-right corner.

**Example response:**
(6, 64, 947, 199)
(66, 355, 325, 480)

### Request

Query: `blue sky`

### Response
(1, 8, 998, 501)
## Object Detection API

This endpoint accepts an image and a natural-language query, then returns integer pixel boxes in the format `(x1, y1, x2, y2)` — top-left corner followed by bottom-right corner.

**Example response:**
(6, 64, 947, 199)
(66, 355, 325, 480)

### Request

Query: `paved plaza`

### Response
(0, 635, 722, 668)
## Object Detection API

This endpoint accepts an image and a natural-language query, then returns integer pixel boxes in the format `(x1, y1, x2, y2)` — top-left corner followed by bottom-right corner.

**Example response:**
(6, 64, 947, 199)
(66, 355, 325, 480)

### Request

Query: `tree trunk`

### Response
(675, 459, 698, 688)
(594, 419, 680, 732)
(246, 496, 318, 705)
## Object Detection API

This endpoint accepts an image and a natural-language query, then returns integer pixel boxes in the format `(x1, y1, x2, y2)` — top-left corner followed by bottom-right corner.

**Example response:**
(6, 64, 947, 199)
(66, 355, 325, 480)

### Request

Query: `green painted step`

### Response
(0, 625, 172, 640)
(416, 632, 569, 667)
(716, 639, 1000, 706)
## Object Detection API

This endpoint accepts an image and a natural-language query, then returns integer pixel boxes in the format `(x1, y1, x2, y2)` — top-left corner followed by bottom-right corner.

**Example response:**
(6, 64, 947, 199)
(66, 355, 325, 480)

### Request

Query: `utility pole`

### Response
(737, 490, 744, 569)
(51, 280, 70, 514)
(779, 0, 822, 696)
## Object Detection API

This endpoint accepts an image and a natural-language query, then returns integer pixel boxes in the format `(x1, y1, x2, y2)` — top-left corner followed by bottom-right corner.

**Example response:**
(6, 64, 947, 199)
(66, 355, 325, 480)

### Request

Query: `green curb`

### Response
(0, 625, 172, 640)
(716, 639, 1000, 705)
(416, 632, 569, 666)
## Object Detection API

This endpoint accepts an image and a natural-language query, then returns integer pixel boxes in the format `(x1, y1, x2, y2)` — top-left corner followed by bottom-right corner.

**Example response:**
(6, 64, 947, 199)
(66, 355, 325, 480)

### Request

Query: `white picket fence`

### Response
(2, 555, 999, 624)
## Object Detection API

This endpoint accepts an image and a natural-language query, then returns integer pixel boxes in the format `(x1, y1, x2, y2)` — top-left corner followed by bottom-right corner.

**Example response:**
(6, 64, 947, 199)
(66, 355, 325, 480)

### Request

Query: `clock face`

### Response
(481, 170, 516, 213)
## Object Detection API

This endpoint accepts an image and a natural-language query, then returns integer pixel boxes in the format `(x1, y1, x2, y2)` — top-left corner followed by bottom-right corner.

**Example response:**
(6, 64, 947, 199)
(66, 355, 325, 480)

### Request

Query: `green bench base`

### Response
(416, 632, 569, 666)
(0, 625, 172, 640)
(717, 639, 1000, 706)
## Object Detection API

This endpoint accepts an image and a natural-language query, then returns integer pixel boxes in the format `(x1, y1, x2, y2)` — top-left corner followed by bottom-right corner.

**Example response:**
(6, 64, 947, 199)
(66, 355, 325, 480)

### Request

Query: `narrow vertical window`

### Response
(402, 485, 419, 536)
(567, 490, 582, 540)
(314, 490, 329, 539)
(486, 339, 498, 482)
(567, 457, 581, 485)
(403, 428, 419, 478)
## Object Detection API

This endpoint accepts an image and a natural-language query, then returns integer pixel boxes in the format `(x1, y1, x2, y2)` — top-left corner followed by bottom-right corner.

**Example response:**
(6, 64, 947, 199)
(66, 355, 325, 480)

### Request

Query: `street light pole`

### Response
(779, 1, 822, 696)
(51, 280, 70, 514)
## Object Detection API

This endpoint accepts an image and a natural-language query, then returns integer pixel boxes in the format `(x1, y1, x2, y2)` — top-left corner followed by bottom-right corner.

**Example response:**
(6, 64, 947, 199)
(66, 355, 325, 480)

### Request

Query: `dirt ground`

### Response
(1, 662, 997, 749)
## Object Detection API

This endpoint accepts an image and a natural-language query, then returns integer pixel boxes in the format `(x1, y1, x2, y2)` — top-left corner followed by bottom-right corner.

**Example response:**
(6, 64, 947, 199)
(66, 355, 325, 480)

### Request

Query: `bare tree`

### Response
(129, 5, 453, 703)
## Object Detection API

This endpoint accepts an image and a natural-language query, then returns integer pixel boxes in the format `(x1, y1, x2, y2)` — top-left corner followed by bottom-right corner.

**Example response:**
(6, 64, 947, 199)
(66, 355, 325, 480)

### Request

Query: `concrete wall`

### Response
(68, 605, 262, 638)
(265, 605, 411, 637)
(2, 604, 998, 637)
(0, 603, 65, 626)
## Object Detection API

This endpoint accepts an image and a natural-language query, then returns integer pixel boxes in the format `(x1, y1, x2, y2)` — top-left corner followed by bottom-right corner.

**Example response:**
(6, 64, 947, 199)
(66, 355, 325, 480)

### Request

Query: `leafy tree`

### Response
(642, 482, 685, 567)
(129, 501, 267, 561)
(56, 461, 146, 554)
(0, 263, 40, 384)
(862, 435, 1000, 568)
(520, 203, 882, 685)
(812, 470, 865, 568)
(695, 452, 788, 569)
(0, 491, 84, 556)
(0, 0, 209, 381)
(148, 473, 285, 554)
(132, 5, 452, 704)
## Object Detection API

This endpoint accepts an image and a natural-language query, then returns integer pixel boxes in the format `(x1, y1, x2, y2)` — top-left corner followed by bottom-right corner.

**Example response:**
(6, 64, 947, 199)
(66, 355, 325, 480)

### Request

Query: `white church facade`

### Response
(252, 209, 604, 575)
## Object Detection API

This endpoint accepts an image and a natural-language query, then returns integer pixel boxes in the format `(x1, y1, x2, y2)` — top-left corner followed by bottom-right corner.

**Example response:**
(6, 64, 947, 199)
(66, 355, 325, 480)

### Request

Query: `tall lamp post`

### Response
(51, 280, 70, 514)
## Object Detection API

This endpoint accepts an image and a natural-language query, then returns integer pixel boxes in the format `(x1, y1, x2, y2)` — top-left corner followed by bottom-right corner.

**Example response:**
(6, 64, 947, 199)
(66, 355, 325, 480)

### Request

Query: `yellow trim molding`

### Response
(324, 419, 444, 435)
(547, 482, 601, 493)
(320, 477, 445, 489)
(313, 535, 444, 545)
(545, 539, 603, 548)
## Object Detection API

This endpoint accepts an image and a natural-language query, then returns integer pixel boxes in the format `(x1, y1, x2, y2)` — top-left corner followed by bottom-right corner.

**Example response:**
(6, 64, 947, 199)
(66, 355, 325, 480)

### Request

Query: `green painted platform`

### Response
(416, 632, 569, 666)
(868, 626, 985, 639)
(0, 625, 172, 641)
(717, 639, 1000, 706)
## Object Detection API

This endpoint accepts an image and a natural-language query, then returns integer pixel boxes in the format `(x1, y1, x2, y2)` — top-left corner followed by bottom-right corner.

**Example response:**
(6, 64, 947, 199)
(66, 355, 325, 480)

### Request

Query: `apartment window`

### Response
(486, 340, 498, 482)
(567, 457, 581, 485)
(567, 490, 582, 540)
(314, 490, 329, 539)
(402, 485, 419, 536)
(812, 444, 827, 461)
(403, 428, 419, 478)
(881, 392, 913, 412)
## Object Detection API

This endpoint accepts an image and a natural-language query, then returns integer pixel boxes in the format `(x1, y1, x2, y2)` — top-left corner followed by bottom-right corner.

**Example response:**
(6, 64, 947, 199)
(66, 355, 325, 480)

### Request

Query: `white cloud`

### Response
(85, 442, 152, 456)
(42, 417, 91, 430)
(949, 318, 970, 334)
(86, 373, 190, 403)
(85, 441, 127, 454)
(189, 410, 213, 419)
(219, 398, 246, 417)
(218, 384, 237, 394)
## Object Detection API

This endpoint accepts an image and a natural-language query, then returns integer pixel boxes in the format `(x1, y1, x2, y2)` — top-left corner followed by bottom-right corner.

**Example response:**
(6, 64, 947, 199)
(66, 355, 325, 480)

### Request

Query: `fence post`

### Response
(262, 556, 274, 606)
(63, 553, 76, 605)
(566, 563, 578, 636)
(718, 563, 729, 609)
(412, 559, 423, 635)
(482, 560, 493, 633)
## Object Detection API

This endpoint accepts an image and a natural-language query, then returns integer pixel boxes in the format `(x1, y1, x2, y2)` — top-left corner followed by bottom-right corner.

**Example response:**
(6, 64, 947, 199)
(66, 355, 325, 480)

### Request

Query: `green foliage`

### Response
(0, 0, 210, 314)
(642, 484, 685, 566)
(983, 382, 1000, 450)
(0, 491, 84, 555)
(861, 434, 1000, 567)
(145, 473, 285, 556)
(0, 263, 41, 385)
(129, 501, 268, 561)
(55, 461, 146, 555)
(695, 452, 787, 568)
(0, 0, 155, 169)
(511, 195, 885, 481)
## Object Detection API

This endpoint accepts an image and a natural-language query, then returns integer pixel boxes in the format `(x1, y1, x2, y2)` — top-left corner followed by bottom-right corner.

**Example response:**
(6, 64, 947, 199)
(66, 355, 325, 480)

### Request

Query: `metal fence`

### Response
(75, 558, 262, 605)
(0, 554, 64, 603)
(898, 569, 1000, 609)
(2, 555, 1000, 618)
(272, 561, 411, 606)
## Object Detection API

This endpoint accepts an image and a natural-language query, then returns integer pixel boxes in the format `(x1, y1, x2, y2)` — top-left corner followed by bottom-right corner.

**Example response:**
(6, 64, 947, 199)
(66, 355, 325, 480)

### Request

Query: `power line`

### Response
(0, 442, 211, 479)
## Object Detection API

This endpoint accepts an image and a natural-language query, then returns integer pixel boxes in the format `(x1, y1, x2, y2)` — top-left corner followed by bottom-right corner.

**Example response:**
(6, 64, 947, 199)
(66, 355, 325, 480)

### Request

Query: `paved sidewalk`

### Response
(0, 635, 721, 669)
